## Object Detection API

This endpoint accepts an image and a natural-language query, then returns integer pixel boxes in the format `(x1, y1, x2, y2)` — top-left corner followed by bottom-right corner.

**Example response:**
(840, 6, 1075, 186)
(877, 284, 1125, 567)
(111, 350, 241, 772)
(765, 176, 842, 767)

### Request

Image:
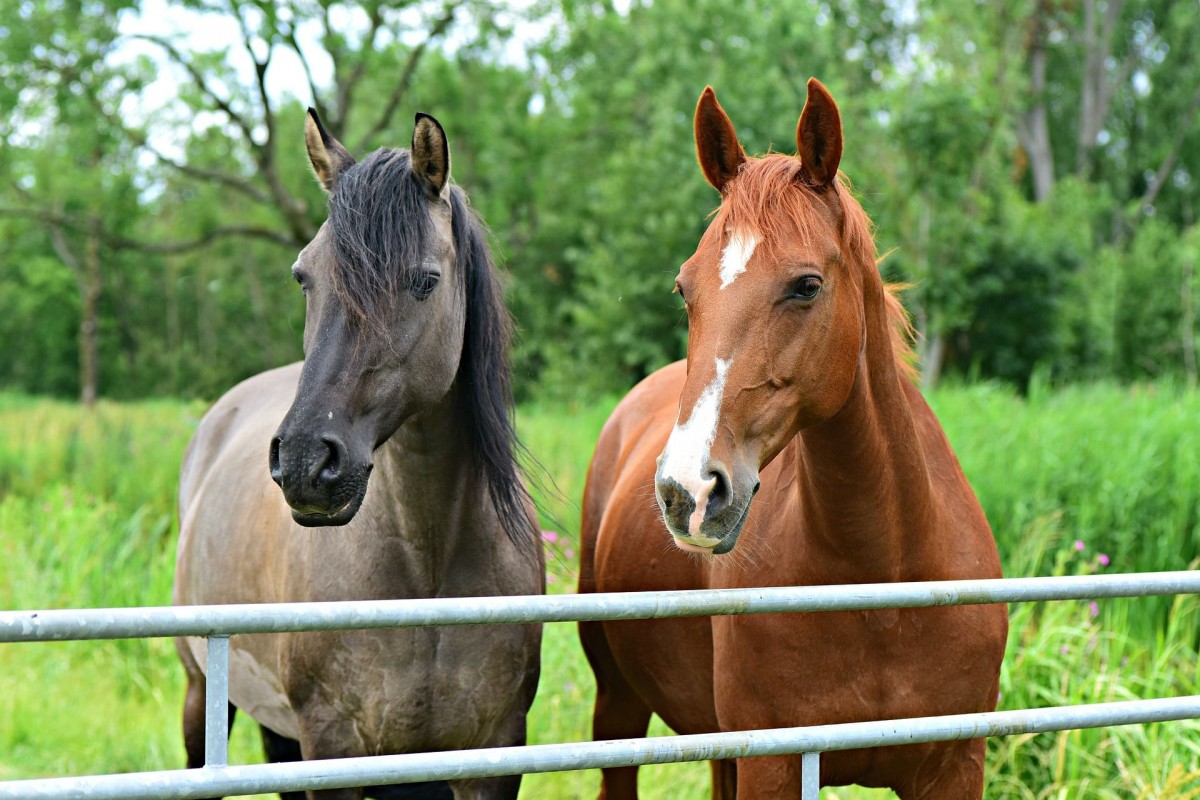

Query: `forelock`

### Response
(326, 148, 433, 326)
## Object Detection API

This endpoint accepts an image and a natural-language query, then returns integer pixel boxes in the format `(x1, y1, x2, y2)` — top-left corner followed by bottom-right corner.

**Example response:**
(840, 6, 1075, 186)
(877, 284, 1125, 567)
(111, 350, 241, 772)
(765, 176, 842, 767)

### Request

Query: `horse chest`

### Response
(220, 622, 533, 751)
(710, 604, 1000, 729)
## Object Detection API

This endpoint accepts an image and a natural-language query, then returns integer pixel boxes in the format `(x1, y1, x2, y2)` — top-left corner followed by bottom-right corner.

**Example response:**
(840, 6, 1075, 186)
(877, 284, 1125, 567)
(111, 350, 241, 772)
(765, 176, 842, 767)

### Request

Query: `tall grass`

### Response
(1, 384, 1198, 796)
(930, 381, 1200, 585)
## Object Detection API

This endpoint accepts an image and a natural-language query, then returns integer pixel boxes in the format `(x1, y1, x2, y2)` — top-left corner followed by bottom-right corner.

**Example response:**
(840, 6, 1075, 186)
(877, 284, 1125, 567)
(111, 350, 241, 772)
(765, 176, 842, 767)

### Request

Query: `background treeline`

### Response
(1, 0, 1198, 403)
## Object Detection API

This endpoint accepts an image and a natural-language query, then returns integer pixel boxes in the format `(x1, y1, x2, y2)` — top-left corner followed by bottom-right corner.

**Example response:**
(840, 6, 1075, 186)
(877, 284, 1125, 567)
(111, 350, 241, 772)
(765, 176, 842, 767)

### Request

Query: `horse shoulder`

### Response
(584, 359, 687, 517)
(582, 360, 706, 596)
(177, 362, 303, 603)
(181, 363, 302, 493)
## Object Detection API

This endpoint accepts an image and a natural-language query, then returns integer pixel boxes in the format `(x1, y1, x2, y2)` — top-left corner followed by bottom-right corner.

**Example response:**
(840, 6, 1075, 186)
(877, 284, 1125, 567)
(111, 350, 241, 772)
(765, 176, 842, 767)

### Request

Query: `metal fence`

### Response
(2, 570, 1199, 800)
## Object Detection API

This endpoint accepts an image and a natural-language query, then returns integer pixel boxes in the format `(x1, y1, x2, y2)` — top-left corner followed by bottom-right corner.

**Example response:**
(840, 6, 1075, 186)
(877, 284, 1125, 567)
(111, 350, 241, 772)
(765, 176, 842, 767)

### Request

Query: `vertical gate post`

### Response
(801, 751, 820, 800)
(205, 635, 231, 767)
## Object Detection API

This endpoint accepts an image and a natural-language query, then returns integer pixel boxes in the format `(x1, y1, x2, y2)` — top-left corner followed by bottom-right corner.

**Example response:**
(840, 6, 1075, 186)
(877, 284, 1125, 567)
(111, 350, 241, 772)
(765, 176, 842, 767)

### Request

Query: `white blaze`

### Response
(659, 357, 731, 539)
(719, 231, 759, 289)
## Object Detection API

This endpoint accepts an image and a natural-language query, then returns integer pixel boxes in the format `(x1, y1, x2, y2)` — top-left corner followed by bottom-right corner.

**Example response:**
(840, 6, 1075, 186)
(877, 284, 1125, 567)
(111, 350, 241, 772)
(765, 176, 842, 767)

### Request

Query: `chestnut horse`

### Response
(579, 80, 1007, 799)
(175, 111, 543, 800)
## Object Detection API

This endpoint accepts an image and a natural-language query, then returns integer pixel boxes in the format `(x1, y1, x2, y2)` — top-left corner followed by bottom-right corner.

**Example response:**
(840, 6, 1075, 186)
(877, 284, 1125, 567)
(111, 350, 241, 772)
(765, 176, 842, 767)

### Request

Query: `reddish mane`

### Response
(713, 154, 917, 382)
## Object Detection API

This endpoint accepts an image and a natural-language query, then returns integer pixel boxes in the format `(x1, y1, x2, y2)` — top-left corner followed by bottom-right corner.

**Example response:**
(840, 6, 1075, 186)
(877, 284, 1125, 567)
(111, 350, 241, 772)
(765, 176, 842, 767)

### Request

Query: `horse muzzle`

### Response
(655, 465, 759, 554)
(269, 431, 372, 527)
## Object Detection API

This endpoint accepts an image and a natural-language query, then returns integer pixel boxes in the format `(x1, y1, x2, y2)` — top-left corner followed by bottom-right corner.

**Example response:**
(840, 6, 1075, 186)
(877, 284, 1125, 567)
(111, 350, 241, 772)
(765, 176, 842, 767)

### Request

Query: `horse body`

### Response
(176, 112, 541, 800)
(177, 365, 539, 755)
(580, 81, 1006, 799)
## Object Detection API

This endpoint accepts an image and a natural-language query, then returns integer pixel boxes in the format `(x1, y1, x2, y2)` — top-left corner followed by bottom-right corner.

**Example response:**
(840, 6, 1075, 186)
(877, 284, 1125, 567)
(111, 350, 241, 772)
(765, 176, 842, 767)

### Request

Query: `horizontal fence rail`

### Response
(2, 697, 1199, 800)
(2, 570, 1198, 800)
(3, 570, 1200, 642)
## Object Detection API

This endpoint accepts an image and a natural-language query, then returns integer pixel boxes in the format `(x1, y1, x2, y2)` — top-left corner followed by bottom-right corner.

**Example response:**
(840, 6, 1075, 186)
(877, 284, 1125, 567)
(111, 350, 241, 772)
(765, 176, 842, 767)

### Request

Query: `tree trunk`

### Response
(48, 218, 101, 407)
(1020, 0, 1055, 203)
(1076, 0, 1126, 179)
(919, 330, 946, 392)
(914, 198, 944, 389)
(1184, 252, 1197, 388)
(79, 220, 102, 407)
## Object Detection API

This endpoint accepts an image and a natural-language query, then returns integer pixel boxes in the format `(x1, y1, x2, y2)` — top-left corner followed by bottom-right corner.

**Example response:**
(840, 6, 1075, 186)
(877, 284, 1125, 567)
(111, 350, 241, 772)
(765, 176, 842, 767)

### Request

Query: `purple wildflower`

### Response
(541, 530, 559, 544)
(1074, 539, 1085, 552)
(1097, 553, 1110, 567)
(1089, 601, 1099, 618)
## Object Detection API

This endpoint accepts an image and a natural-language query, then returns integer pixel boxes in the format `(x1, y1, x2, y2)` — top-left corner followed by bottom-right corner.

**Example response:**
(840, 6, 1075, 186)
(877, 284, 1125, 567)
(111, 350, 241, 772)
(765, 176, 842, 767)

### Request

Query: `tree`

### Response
(1, 0, 508, 399)
(0, 0, 145, 403)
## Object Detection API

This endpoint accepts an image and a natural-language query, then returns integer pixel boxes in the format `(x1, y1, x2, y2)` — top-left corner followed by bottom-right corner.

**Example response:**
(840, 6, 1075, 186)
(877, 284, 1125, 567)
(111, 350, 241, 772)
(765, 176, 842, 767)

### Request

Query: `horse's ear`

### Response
(694, 86, 746, 194)
(304, 108, 355, 194)
(796, 78, 843, 188)
(411, 112, 451, 198)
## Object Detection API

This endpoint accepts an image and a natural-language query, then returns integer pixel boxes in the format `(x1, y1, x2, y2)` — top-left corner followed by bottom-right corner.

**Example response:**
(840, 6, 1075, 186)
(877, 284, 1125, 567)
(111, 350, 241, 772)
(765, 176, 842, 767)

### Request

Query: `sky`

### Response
(114, 0, 557, 144)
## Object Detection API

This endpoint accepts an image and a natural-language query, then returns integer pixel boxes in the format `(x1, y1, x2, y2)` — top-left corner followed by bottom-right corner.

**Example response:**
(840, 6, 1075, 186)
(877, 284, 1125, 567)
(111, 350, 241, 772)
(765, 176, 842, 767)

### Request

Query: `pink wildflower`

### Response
(541, 530, 559, 544)
(1097, 553, 1110, 567)
(1074, 540, 1085, 552)
(1088, 601, 1099, 618)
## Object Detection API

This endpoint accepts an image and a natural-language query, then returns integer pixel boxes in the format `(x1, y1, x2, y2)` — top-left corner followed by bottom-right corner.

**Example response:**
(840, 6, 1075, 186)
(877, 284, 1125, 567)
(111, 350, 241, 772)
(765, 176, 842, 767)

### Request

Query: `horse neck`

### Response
(370, 382, 487, 572)
(793, 276, 934, 582)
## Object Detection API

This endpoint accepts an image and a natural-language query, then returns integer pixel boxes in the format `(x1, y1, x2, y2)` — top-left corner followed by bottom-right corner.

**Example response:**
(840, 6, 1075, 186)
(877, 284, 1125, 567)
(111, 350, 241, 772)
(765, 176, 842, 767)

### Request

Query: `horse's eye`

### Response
(410, 271, 440, 301)
(674, 282, 686, 303)
(790, 276, 822, 301)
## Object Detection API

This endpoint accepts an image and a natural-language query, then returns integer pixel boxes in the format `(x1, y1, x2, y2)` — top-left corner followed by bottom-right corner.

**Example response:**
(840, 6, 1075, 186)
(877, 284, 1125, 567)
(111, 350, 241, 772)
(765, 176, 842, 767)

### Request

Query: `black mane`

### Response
(327, 148, 432, 323)
(326, 148, 536, 548)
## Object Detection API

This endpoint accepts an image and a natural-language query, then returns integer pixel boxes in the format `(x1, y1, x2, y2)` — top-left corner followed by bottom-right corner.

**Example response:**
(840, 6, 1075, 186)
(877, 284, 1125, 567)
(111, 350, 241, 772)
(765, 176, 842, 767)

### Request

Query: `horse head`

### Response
(656, 79, 880, 554)
(269, 111, 464, 527)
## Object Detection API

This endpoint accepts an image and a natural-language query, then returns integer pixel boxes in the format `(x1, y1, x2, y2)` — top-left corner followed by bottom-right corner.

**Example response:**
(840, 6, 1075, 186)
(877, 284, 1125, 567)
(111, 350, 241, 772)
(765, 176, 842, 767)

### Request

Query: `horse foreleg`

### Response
(258, 725, 307, 800)
(892, 739, 986, 800)
(177, 638, 237, 769)
(444, 775, 521, 800)
(731, 755, 801, 799)
(709, 759, 737, 800)
(579, 620, 653, 800)
(306, 790, 362, 800)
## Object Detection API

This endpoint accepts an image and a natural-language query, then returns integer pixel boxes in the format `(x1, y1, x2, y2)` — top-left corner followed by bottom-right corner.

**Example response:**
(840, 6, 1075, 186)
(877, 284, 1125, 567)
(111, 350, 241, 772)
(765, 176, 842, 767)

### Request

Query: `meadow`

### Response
(1, 383, 1199, 798)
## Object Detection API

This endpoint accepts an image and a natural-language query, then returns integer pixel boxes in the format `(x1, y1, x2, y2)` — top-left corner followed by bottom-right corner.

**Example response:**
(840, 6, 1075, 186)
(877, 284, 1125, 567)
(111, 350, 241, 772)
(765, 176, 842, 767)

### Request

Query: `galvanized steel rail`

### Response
(2, 696, 1199, 800)
(4, 571, 1200, 642)
(2, 570, 1198, 799)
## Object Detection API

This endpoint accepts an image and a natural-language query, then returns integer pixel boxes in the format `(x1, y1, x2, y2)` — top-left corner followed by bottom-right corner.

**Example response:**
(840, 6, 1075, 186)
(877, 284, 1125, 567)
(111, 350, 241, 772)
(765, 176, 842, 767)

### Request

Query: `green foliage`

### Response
(4, 0, 1200, 399)
(0, 251, 79, 394)
(930, 382, 1200, 610)
(1112, 220, 1189, 380)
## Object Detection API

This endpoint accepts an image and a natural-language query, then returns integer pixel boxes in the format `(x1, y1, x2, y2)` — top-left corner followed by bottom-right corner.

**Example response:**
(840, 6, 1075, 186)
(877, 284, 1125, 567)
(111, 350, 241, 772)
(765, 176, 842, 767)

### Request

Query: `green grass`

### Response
(1, 384, 1199, 797)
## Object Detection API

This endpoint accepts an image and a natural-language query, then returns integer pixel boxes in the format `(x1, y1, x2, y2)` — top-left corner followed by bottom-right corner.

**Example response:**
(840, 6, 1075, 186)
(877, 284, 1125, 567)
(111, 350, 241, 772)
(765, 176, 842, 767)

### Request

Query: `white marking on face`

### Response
(659, 356, 731, 541)
(328, 411, 333, 420)
(719, 231, 759, 289)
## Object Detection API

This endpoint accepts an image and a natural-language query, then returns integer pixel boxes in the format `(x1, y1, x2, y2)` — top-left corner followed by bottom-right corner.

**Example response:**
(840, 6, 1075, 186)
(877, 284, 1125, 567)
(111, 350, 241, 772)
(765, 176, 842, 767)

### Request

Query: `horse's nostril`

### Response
(268, 437, 283, 485)
(316, 436, 346, 485)
(706, 468, 730, 515)
(656, 477, 695, 531)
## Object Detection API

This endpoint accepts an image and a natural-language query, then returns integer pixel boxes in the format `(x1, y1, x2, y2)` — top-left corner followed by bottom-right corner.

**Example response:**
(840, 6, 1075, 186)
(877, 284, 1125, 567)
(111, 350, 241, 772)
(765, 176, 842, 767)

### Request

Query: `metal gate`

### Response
(2, 571, 1199, 799)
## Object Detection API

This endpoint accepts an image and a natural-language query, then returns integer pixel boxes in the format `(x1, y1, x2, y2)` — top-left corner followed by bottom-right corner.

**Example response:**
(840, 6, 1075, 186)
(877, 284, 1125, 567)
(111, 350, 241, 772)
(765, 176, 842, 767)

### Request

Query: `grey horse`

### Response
(174, 110, 543, 800)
